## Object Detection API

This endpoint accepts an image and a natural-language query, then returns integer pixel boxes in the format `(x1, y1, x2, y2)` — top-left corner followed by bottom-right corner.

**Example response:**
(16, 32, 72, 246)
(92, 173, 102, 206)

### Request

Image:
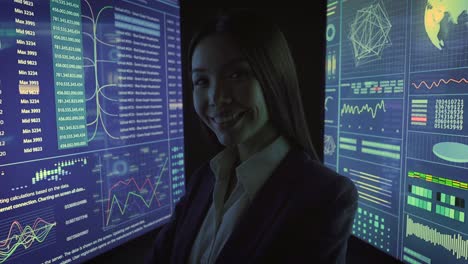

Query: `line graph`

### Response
(0, 208, 56, 263)
(412, 78, 468, 90)
(341, 99, 387, 119)
(410, 69, 468, 95)
(100, 144, 171, 229)
(340, 99, 403, 137)
(105, 158, 168, 226)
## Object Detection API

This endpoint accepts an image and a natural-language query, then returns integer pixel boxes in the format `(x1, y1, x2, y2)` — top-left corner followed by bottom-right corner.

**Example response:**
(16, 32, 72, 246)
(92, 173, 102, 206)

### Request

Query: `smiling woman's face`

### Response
(191, 34, 269, 147)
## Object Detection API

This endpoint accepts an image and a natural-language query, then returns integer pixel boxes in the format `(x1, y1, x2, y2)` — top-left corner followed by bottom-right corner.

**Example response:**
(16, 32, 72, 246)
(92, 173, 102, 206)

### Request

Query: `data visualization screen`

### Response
(324, 0, 467, 263)
(0, 0, 184, 263)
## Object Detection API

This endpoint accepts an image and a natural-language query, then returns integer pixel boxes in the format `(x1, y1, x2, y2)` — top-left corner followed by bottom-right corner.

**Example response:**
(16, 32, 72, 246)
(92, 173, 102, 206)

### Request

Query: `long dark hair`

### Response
(188, 9, 319, 160)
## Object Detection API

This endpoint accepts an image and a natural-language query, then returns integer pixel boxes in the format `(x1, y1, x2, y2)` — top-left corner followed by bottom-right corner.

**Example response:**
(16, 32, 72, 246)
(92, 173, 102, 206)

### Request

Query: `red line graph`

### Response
(104, 158, 169, 226)
(105, 177, 162, 222)
(412, 78, 468, 89)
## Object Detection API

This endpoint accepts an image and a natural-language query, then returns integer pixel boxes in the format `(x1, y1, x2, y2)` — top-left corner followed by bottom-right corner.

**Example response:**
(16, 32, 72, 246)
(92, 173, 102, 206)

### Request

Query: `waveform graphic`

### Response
(412, 78, 468, 90)
(105, 158, 168, 226)
(341, 99, 387, 119)
(406, 215, 468, 260)
(0, 218, 56, 263)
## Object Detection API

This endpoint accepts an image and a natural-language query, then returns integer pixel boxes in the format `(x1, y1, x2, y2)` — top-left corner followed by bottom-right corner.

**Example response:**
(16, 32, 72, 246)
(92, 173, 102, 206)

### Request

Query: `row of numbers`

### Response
(434, 98, 464, 131)
(166, 16, 183, 137)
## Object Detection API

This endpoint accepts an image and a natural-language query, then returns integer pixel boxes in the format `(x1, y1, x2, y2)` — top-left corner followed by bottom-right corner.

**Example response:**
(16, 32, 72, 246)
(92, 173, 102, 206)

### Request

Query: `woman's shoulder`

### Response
(184, 161, 214, 193)
(281, 148, 358, 205)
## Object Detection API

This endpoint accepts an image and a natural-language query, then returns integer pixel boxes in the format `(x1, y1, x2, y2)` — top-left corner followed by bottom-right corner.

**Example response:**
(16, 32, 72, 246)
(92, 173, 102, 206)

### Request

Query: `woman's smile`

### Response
(209, 110, 248, 129)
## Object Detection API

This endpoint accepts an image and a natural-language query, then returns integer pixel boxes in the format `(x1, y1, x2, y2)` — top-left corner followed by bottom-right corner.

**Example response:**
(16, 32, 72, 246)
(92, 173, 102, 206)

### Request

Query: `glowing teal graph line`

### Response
(82, 1, 118, 141)
(340, 99, 387, 119)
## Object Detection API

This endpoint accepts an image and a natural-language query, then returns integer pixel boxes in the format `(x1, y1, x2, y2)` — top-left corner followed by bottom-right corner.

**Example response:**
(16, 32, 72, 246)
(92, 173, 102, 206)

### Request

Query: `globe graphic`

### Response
(424, 0, 467, 50)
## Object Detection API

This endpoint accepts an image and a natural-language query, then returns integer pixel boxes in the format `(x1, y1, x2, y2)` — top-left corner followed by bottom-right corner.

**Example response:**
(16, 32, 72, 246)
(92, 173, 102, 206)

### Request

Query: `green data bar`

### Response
(362, 140, 400, 151)
(362, 148, 400, 159)
(403, 247, 431, 264)
(411, 109, 428, 113)
(339, 137, 357, 144)
(340, 144, 357, 151)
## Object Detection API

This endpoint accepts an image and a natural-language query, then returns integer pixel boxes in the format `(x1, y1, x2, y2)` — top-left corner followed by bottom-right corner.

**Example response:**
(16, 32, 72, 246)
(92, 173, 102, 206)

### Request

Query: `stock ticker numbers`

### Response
(325, 0, 468, 263)
(0, 1, 184, 263)
(434, 99, 464, 131)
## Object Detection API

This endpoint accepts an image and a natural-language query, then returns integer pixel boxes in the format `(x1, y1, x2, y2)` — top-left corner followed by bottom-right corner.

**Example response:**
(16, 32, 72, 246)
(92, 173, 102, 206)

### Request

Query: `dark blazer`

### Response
(148, 148, 358, 263)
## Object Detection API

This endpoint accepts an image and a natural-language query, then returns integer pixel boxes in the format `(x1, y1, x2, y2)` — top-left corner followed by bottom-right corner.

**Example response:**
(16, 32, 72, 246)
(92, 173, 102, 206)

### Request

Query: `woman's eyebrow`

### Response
(190, 68, 207, 74)
(191, 58, 248, 74)
(221, 58, 248, 69)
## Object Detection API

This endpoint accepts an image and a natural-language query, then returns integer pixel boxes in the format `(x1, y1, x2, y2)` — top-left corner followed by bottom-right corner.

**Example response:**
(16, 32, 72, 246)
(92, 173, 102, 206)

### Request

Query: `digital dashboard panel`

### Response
(324, 0, 467, 263)
(0, 0, 184, 263)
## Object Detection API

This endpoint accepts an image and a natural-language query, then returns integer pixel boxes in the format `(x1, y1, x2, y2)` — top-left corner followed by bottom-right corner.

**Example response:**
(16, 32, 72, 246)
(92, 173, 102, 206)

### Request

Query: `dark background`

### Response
(86, 4, 402, 264)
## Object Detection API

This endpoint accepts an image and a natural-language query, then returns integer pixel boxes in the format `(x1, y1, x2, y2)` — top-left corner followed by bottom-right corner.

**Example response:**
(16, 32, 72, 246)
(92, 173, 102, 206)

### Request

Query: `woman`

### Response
(148, 10, 358, 264)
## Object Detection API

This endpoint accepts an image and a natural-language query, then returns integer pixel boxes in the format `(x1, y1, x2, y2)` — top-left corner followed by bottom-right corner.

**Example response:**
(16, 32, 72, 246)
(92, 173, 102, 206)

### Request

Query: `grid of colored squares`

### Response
(436, 204, 465, 223)
(409, 185, 432, 199)
(407, 196, 432, 212)
(437, 192, 465, 208)
(353, 207, 391, 252)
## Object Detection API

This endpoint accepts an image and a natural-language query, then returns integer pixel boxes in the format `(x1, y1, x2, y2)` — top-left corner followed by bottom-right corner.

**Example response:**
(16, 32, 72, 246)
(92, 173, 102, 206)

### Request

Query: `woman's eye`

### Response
(229, 70, 247, 79)
(230, 72, 240, 79)
(193, 78, 208, 87)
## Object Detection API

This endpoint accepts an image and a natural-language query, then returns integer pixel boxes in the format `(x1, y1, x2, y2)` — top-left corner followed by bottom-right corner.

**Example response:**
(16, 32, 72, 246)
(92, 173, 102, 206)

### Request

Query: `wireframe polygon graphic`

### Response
(324, 135, 336, 156)
(349, 1, 392, 66)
